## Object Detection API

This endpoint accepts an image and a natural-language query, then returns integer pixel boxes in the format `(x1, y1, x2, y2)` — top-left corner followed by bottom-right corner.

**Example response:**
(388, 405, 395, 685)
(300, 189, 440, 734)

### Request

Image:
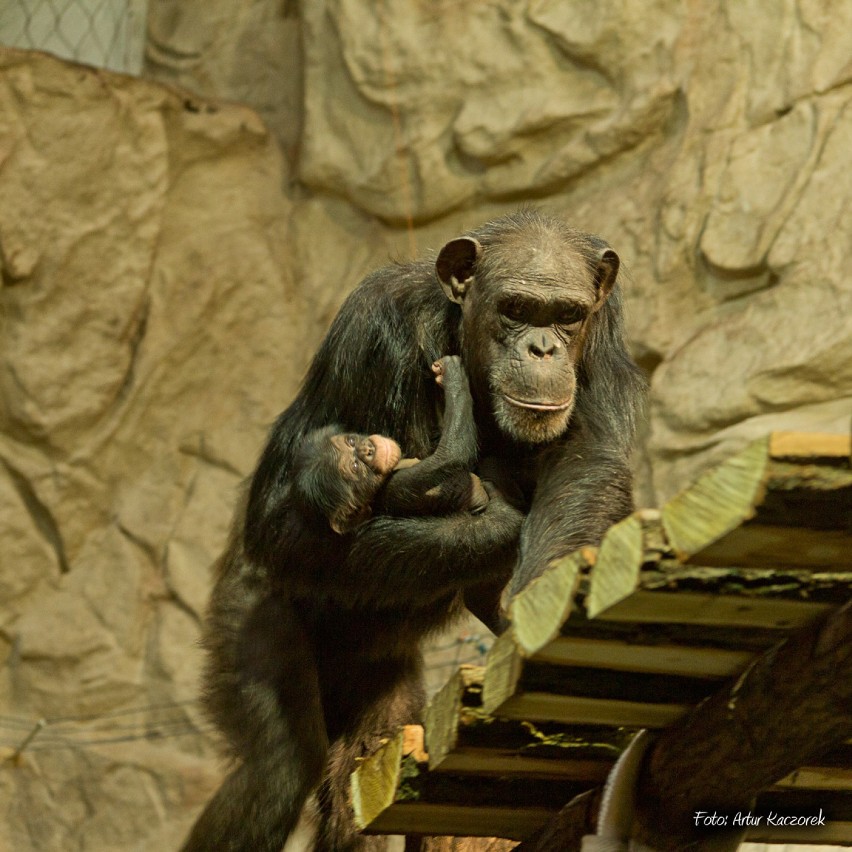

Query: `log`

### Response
(661, 432, 851, 569)
(634, 600, 852, 849)
(511, 789, 599, 851)
(512, 788, 852, 850)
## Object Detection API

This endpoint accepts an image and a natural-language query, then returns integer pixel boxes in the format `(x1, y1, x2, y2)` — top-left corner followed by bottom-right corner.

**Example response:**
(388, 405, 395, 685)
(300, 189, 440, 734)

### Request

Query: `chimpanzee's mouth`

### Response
(368, 435, 402, 474)
(503, 394, 573, 412)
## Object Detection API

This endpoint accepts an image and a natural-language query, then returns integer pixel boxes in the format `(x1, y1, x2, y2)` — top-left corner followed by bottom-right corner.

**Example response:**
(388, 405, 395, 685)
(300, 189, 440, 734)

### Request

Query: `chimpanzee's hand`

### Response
(467, 473, 489, 514)
(431, 355, 465, 391)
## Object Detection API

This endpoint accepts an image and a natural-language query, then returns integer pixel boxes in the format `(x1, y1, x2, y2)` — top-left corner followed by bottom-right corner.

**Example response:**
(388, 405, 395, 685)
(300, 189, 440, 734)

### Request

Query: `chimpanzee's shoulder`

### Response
(339, 255, 447, 325)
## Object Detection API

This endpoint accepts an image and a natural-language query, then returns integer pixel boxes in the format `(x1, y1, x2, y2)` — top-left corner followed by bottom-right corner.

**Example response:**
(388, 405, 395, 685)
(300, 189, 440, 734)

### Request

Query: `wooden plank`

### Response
(661, 432, 852, 568)
(775, 765, 852, 791)
(490, 693, 688, 728)
(508, 550, 590, 656)
(553, 617, 798, 653)
(744, 822, 852, 844)
(425, 667, 481, 770)
(770, 431, 852, 458)
(433, 752, 612, 782)
(355, 749, 594, 838)
(586, 512, 850, 625)
(482, 631, 526, 718)
(352, 728, 406, 831)
(426, 666, 625, 780)
(534, 635, 753, 678)
(584, 514, 645, 622)
(365, 803, 552, 840)
(592, 587, 834, 628)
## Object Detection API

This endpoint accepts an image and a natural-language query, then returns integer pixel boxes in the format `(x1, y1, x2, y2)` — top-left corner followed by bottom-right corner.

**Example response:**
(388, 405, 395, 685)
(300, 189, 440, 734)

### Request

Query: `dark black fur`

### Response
(184, 211, 644, 851)
(182, 358, 522, 852)
(249, 211, 643, 602)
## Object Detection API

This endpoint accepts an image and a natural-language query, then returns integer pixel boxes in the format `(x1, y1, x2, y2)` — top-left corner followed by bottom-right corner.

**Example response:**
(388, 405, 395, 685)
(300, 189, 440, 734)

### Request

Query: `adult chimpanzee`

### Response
(182, 357, 522, 852)
(249, 209, 644, 615)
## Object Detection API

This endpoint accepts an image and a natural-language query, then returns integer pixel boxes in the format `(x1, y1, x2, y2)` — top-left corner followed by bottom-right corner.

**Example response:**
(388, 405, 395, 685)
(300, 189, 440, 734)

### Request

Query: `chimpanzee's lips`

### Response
(368, 435, 402, 474)
(503, 394, 573, 412)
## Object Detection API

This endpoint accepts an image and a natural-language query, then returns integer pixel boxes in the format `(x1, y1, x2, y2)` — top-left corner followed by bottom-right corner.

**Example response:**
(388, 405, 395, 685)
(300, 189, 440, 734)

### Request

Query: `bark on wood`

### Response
(634, 601, 852, 849)
(353, 433, 852, 847)
(511, 789, 599, 851)
(661, 432, 851, 569)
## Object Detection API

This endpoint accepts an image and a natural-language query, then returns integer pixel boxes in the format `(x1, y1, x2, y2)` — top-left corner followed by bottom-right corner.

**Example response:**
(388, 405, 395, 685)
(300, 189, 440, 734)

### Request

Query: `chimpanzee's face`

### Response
(436, 231, 617, 444)
(293, 427, 402, 534)
(329, 433, 401, 483)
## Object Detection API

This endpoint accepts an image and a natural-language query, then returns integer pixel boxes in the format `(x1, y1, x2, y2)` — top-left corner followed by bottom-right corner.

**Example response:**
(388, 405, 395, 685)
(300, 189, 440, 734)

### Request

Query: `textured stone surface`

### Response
(1, 0, 851, 846)
(298, 0, 682, 224)
(0, 48, 307, 849)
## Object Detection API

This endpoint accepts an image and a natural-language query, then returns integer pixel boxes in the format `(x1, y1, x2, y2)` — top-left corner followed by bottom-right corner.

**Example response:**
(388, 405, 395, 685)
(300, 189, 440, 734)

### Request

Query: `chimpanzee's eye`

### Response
(557, 307, 586, 326)
(345, 436, 356, 447)
(351, 459, 361, 474)
(503, 301, 526, 323)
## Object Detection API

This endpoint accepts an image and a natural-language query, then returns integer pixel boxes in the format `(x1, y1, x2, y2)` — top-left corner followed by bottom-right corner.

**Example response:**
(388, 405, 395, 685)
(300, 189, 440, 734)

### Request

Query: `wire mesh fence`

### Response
(0, 633, 495, 758)
(0, 0, 148, 74)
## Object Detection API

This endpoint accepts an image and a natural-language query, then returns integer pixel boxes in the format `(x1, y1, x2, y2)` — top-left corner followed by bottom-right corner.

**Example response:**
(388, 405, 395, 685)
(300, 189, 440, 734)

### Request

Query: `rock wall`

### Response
(143, 0, 852, 499)
(0, 0, 850, 848)
(0, 49, 309, 849)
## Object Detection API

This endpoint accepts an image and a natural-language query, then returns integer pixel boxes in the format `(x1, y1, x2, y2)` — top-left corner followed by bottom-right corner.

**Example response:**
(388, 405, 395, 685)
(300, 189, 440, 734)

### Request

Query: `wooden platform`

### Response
(352, 432, 852, 848)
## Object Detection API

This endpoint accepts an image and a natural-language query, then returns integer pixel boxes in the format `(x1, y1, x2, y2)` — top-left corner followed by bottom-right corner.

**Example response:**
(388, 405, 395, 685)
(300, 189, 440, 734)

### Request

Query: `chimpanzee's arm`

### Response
(508, 429, 634, 598)
(377, 355, 479, 516)
(340, 483, 522, 609)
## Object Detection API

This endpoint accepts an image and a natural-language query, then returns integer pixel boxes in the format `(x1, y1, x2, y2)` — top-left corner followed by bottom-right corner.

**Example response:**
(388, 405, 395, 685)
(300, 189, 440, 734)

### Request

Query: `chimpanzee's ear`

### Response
(330, 504, 372, 535)
(436, 237, 483, 304)
(592, 247, 619, 312)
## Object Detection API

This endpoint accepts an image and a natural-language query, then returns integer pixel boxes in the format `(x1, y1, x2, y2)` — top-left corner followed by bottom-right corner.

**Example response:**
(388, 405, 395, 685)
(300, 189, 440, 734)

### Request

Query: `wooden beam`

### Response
(533, 635, 753, 678)
(485, 509, 849, 725)
(512, 788, 852, 850)
(351, 722, 597, 840)
(633, 600, 852, 849)
(586, 512, 849, 625)
(508, 550, 590, 655)
(365, 803, 552, 841)
(351, 728, 407, 831)
(661, 432, 852, 569)
(424, 666, 625, 780)
(511, 789, 599, 851)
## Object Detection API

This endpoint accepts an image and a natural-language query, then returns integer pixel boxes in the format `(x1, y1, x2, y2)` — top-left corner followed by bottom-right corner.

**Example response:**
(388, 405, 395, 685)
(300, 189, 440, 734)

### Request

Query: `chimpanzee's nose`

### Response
(528, 335, 557, 360)
(359, 440, 375, 459)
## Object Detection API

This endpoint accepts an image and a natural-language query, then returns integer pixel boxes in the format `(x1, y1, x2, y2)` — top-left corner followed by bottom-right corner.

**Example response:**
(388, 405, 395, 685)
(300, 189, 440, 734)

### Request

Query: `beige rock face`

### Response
(1, 0, 850, 847)
(298, 0, 683, 224)
(0, 48, 308, 848)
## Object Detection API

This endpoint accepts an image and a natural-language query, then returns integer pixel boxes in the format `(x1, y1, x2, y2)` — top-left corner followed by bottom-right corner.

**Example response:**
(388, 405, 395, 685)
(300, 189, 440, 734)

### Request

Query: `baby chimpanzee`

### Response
(183, 356, 521, 852)
(293, 359, 489, 536)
